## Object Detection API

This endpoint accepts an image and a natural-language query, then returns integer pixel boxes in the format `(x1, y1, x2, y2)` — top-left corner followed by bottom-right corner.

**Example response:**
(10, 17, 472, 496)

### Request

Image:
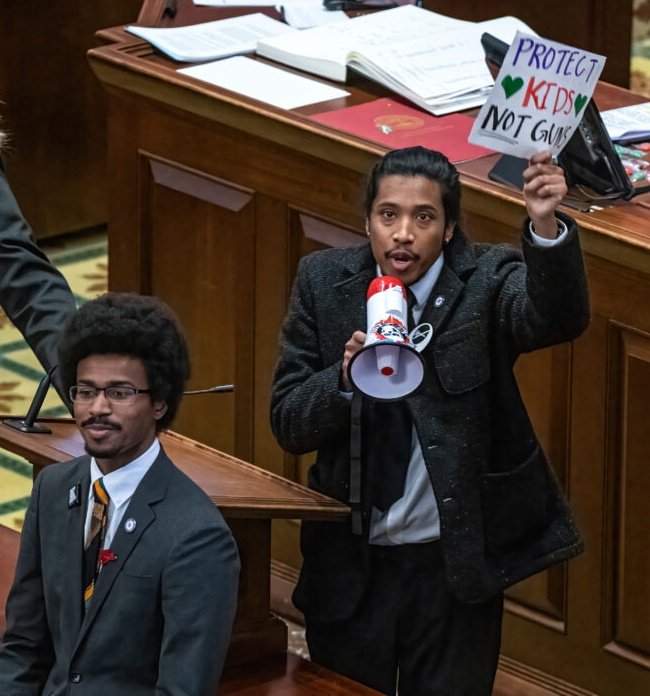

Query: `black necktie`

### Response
(366, 289, 416, 511)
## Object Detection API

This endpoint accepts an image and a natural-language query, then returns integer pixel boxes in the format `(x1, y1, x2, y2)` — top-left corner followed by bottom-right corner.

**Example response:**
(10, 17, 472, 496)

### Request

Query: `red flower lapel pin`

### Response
(99, 549, 117, 567)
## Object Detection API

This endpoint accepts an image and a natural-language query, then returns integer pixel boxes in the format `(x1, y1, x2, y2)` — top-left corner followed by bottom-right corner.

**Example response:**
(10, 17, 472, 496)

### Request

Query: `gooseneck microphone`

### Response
(183, 384, 234, 395)
(3, 365, 57, 434)
(1, 374, 234, 436)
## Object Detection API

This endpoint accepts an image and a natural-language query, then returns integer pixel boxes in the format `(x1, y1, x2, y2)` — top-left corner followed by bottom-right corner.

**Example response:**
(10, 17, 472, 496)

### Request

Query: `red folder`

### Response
(311, 98, 493, 163)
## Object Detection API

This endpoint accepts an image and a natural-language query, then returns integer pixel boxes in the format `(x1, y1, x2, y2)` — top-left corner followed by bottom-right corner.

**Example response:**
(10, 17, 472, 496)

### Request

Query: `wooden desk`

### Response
(86, 21, 650, 696)
(0, 419, 348, 666)
(220, 653, 381, 695)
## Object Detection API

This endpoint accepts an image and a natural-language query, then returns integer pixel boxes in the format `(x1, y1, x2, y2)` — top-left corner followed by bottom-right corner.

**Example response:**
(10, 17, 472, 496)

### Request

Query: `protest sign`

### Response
(469, 32, 606, 158)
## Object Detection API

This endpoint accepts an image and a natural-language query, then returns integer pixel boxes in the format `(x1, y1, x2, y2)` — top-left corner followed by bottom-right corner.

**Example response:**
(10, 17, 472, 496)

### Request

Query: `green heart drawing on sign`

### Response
(574, 94, 588, 116)
(501, 75, 524, 99)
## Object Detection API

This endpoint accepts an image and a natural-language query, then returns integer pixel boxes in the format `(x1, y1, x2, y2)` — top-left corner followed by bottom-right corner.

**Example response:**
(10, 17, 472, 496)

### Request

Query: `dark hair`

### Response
(58, 292, 190, 431)
(364, 147, 461, 229)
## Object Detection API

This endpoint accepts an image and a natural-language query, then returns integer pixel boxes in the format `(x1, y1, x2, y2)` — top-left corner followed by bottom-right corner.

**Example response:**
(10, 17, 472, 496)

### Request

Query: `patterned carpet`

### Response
(0, 229, 107, 531)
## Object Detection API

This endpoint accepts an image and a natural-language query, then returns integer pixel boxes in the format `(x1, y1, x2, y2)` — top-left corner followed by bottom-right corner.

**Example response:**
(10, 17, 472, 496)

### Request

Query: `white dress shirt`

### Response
(84, 438, 160, 549)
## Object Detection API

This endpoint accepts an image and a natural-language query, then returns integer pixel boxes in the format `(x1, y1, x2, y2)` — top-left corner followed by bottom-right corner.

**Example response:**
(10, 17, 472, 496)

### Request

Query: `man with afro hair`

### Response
(0, 292, 240, 695)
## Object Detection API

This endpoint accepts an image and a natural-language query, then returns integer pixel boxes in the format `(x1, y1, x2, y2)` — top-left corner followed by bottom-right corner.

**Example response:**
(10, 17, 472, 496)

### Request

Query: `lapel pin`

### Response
(434, 295, 445, 307)
(68, 483, 81, 509)
(124, 518, 137, 533)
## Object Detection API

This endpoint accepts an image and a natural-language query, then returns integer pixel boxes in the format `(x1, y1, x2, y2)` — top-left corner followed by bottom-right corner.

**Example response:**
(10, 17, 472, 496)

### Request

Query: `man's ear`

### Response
(153, 401, 168, 421)
(365, 218, 370, 237)
(444, 222, 455, 244)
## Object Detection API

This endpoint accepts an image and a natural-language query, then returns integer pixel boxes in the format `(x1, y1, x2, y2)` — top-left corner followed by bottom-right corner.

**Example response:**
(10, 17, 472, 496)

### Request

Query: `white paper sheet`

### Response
(179, 55, 349, 108)
(126, 13, 293, 62)
(601, 102, 650, 142)
(281, 1, 348, 29)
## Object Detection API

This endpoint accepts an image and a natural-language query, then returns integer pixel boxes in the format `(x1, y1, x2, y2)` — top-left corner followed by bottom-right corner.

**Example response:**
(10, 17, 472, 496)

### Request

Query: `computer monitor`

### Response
(481, 32, 647, 200)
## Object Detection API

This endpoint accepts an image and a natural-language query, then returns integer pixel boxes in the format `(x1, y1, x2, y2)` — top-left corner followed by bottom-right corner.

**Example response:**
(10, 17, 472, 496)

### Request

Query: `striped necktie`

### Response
(83, 478, 110, 607)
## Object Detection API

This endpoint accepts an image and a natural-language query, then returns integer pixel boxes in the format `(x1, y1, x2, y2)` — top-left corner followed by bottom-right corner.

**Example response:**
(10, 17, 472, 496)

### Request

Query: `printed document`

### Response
(126, 13, 293, 62)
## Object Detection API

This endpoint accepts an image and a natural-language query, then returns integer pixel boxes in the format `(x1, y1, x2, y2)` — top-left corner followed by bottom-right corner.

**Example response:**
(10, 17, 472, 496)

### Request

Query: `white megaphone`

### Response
(348, 276, 433, 401)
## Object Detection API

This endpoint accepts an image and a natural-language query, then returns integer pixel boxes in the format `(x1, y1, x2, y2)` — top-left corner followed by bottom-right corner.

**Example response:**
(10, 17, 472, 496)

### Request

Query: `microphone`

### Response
(163, 0, 178, 18)
(1, 374, 233, 435)
(183, 384, 234, 395)
(3, 365, 56, 434)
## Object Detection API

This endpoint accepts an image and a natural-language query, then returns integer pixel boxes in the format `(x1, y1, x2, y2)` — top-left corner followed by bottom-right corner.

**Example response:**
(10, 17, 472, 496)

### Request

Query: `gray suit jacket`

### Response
(0, 161, 76, 400)
(0, 448, 240, 695)
(271, 216, 590, 615)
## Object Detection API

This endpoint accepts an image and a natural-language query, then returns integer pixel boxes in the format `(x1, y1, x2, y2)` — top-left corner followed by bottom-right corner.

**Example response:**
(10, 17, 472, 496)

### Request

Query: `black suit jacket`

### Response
(0, 448, 240, 695)
(271, 217, 590, 617)
(0, 161, 76, 400)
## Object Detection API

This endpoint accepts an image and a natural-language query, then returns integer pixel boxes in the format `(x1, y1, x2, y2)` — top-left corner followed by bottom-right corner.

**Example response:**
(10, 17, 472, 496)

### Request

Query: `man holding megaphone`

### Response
(271, 147, 589, 696)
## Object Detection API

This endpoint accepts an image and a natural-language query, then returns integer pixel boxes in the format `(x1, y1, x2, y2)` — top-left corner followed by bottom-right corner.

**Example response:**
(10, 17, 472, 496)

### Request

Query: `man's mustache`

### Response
(81, 417, 120, 430)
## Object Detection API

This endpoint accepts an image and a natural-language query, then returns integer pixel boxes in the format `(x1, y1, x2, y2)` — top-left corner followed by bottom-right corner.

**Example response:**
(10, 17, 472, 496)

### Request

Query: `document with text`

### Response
(126, 13, 293, 62)
(257, 6, 535, 115)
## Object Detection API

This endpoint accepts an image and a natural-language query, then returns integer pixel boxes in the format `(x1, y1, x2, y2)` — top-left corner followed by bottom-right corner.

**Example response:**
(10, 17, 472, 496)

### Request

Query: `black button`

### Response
(70, 672, 83, 683)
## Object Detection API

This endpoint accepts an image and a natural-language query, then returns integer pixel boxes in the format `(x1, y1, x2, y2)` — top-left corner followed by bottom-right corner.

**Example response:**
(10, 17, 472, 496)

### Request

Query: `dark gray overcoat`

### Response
(271, 214, 589, 619)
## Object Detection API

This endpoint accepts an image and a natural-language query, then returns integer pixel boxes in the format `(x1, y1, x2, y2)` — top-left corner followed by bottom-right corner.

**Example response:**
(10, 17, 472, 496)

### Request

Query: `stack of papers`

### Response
(601, 102, 650, 144)
(256, 6, 535, 115)
(126, 13, 293, 62)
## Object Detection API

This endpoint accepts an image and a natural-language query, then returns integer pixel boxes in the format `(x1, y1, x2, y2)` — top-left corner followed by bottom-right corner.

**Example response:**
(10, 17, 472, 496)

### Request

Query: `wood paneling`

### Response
(0, 1, 142, 238)
(136, 153, 256, 459)
(604, 327, 650, 668)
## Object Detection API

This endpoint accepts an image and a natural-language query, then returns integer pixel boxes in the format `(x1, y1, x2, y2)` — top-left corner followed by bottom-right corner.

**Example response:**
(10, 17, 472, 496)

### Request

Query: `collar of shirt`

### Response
(88, 438, 160, 508)
(374, 252, 445, 324)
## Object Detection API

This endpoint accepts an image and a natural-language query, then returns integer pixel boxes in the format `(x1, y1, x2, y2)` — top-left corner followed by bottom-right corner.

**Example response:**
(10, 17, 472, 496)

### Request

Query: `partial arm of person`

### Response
(270, 254, 359, 454)
(0, 161, 76, 399)
(0, 473, 56, 694)
(495, 152, 590, 352)
(155, 514, 240, 696)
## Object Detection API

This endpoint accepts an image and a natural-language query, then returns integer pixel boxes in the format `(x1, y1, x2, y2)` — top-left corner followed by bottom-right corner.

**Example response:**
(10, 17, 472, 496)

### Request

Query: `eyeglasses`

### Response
(69, 385, 151, 405)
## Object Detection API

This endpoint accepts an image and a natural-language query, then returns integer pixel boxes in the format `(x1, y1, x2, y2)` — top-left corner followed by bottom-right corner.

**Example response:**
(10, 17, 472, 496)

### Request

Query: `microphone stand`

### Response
(3, 365, 56, 434)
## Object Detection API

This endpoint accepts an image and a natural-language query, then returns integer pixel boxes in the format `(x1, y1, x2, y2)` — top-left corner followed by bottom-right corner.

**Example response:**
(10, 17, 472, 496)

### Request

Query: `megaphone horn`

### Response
(348, 276, 426, 401)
